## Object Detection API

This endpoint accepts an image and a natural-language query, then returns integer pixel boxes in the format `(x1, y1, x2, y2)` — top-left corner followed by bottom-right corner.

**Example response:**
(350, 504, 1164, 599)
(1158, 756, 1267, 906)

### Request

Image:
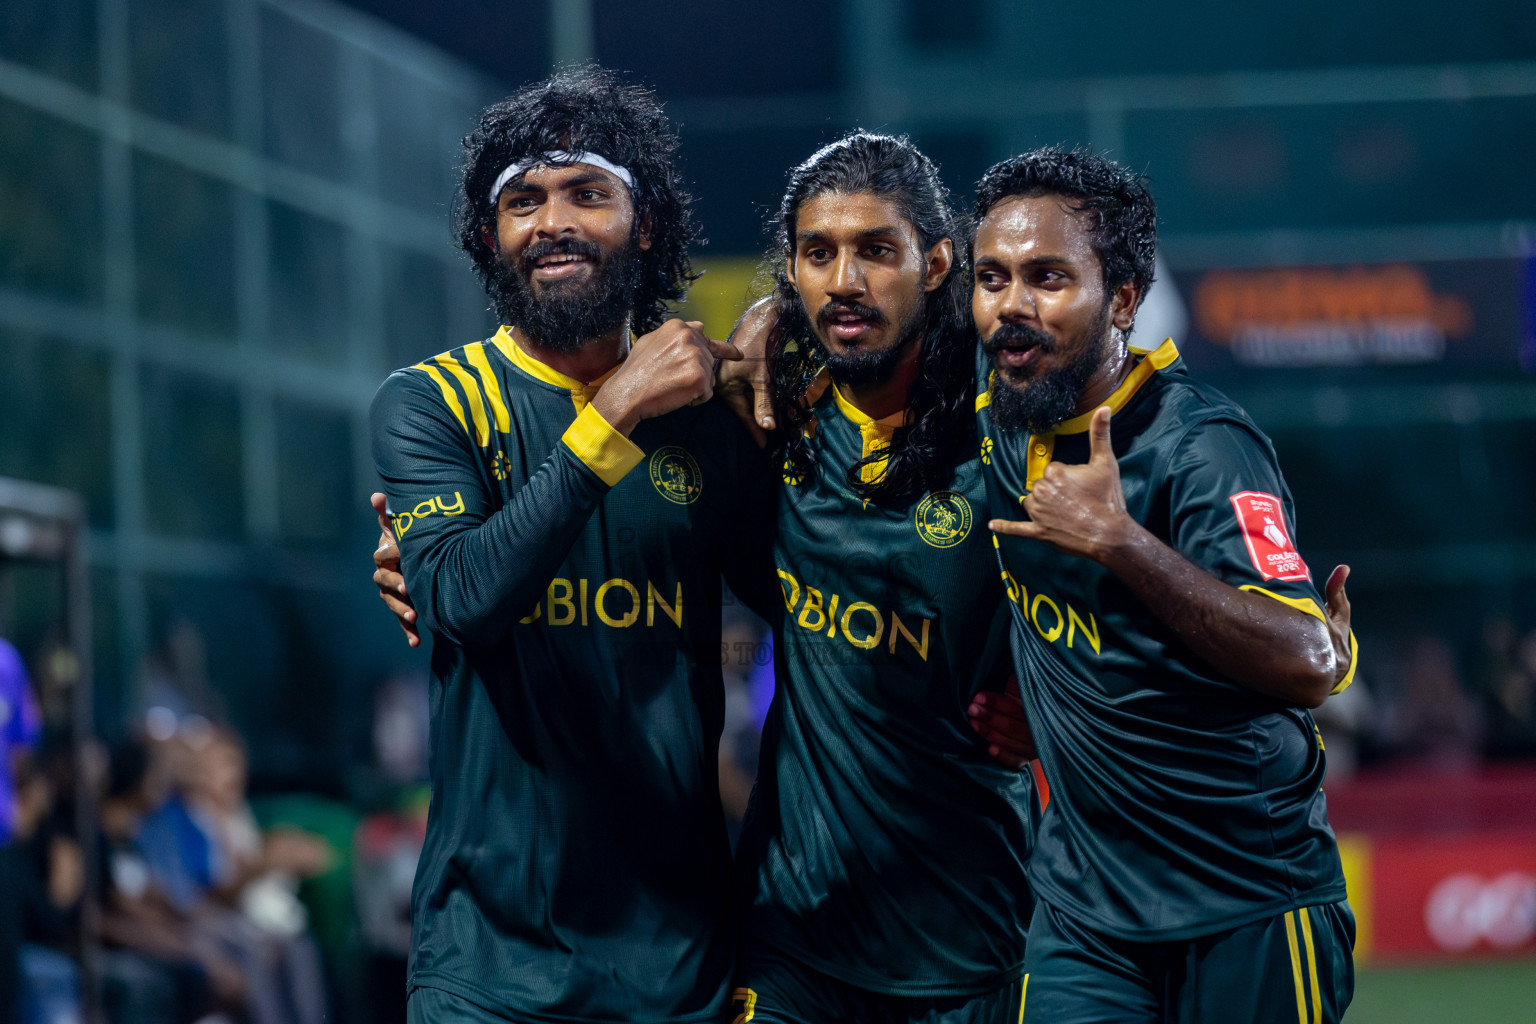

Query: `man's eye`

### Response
(865, 245, 891, 258)
(576, 189, 603, 200)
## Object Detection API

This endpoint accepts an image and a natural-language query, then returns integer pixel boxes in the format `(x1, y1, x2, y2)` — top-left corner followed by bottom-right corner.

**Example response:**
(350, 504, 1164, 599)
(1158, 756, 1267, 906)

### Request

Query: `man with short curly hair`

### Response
(369, 67, 776, 1024)
(973, 148, 1358, 1023)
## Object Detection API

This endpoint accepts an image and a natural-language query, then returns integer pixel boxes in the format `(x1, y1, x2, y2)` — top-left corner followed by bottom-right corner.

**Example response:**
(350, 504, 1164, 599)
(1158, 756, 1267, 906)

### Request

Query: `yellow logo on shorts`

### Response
(915, 490, 973, 548)
(649, 446, 703, 505)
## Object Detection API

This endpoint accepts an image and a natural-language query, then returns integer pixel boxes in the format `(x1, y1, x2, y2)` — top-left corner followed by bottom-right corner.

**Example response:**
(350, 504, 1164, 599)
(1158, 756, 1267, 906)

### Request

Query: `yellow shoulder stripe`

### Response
(464, 342, 511, 433)
(434, 353, 491, 447)
(412, 362, 469, 436)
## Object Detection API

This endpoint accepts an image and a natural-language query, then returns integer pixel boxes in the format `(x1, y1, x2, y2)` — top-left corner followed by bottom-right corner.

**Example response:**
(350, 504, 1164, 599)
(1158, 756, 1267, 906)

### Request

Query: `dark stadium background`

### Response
(1, 2, 1533, 1021)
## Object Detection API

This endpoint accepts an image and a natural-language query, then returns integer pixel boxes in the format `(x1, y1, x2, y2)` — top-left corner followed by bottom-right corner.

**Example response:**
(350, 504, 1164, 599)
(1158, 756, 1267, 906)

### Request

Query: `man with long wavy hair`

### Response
(724, 132, 1038, 1024)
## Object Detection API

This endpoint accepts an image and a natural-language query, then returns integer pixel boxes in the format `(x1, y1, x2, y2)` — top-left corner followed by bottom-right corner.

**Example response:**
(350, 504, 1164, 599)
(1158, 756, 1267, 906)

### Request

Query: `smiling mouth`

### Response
(530, 252, 593, 280)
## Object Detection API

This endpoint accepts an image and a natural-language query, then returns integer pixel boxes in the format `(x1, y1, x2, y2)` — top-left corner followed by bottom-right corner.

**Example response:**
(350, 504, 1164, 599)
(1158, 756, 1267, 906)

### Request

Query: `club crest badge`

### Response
(915, 490, 973, 548)
(649, 446, 703, 505)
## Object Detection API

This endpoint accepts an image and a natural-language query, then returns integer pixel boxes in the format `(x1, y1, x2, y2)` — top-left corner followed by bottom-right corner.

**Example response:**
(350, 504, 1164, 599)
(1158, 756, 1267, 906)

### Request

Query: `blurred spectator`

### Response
(1381, 636, 1485, 773)
(137, 722, 329, 1024)
(10, 742, 84, 1024)
(1471, 616, 1536, 760)
(3, 637, 43, 1024)
(97, 737, 240, 1024)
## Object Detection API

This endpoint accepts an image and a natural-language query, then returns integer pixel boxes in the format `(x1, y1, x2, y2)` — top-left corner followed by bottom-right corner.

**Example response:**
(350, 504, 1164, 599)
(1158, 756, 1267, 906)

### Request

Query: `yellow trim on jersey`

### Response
(412, 362, 470, 435)
(464, 342, 511, 433)
(1054, 338, 1178, 435)
(434, 353, 491, 447)
(1333, 630, 1359, 694)
(1299, 907, 1322, 1024)
(1239, 585, 1326, 623)
(1284, 911, 1308, 1024)
(492, 326, 618, 413)
(1024, 433, 1055, 492)
(831, 384, 905, 484)
(1241, 585, 1359, 694)
(561, 403, 643, 487)
(1017, 974, 1028, 1024)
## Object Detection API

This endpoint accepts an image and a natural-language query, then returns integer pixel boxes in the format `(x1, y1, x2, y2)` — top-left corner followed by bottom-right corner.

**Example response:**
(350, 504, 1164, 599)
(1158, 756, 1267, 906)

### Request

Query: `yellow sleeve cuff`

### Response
(1240, 585, 1359, 695)
(1332, 630, 1359, 695)
(1240, 584, 1325, 622)
(561, 404, 643, 487)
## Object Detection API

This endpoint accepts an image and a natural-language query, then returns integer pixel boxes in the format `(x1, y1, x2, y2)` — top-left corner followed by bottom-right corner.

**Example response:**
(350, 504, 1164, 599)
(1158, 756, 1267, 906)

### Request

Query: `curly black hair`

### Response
(972, 147, 1157, 303)
(769, 132, 974, 506)
(454, 65, 700, 334)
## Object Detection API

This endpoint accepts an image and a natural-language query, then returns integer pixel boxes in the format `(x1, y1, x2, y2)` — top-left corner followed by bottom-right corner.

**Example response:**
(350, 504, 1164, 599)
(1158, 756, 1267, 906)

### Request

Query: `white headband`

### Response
(488, 151, 634, 205)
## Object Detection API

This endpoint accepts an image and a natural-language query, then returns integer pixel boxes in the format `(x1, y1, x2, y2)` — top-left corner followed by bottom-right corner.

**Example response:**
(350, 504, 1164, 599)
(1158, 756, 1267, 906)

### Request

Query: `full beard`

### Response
(488, 234, 644, 352)
(808, 294, 926, 387)
(984, 302, 1112, 435)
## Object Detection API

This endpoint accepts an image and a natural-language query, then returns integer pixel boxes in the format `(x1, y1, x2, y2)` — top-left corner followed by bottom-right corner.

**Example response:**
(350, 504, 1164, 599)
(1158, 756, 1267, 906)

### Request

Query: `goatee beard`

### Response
(810, 297, 926, 387)
(985, 304, 1112, 435)
(489, 234, 643, 352)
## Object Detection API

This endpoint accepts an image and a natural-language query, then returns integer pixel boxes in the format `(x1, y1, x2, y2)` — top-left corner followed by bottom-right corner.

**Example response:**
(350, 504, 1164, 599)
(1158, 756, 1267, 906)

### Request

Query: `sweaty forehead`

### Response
(796, 191, 916, 243)
(975, 194, 1097, 265)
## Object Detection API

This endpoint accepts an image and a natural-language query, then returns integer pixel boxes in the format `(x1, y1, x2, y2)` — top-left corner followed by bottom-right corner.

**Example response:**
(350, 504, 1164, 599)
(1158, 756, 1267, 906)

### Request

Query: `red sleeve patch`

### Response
(1229, 491, 1311, 582)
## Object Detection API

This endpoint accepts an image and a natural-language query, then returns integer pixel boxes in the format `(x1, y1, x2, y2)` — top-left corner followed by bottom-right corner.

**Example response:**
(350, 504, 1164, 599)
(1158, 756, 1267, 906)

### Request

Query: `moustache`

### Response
(519, 237, 604, 273)
(982, 322, 1055, 356)
(816, 300, 889, 330)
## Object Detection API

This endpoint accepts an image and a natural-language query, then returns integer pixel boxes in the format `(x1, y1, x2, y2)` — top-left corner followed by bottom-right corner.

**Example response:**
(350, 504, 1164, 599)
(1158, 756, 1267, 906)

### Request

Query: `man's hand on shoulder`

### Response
(370, 492, 420, 648)
(715, 298, 779, 447)
(592, 319, 742, 434)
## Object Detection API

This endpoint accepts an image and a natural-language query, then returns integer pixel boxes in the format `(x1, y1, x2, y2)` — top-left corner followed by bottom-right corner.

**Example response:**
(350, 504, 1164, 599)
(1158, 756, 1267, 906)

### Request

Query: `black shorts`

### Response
(732, 938, 1027, 1024)
(407, 985, 512, 1024)
(1020, 899, 1355, 1024)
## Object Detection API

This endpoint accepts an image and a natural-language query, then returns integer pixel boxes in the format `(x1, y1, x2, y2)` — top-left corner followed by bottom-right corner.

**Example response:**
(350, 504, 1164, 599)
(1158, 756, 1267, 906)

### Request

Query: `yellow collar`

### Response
(1053, 337, 1179, 434)
(830, 384, 907, 431)
(490, 326, 619, 411)
(831, 385, 905, 484)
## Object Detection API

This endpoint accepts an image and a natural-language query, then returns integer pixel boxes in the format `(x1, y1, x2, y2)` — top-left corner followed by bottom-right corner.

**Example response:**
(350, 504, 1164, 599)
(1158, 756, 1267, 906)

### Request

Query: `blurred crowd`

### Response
(1312, 614, 1536, 780)
(0, 629, 433, 1024)
(6, 605, 1534, 1022)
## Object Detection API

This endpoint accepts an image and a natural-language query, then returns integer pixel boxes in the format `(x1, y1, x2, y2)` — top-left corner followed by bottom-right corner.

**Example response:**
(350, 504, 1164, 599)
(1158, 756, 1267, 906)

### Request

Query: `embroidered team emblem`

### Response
(980, 436, 993, 465)
(649, 446, 703, 505)
(915, 490, 973, 548)
(782, 458, 804, 487)
(1230, 491, 1310, 581)
(490, 451, 511, 481)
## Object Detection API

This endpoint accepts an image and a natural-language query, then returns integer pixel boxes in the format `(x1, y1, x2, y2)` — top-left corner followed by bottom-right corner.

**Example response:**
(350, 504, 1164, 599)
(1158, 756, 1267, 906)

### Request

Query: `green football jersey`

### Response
(735, 383, 1037, 997)
(975, 339, 1352, 943)
(370, 329, 777, 1024)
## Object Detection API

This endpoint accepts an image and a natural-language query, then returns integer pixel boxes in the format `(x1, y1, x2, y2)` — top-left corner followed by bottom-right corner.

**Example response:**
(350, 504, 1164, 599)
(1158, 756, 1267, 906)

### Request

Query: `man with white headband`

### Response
(368, 67, 779, 1024)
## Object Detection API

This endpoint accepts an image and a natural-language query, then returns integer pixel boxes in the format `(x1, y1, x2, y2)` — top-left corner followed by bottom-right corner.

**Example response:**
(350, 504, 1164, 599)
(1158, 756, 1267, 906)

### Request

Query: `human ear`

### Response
(1110, 279, 1141, 331)
(479, 224, 497, 252)
(637, 211, 653, 252)
(922, 237, 955, 292)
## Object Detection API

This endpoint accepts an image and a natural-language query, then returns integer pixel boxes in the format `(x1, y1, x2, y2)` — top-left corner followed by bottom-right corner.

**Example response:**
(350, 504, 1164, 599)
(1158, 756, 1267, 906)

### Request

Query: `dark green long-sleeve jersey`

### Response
(735, 384, 1037, 997)
(370, 328, 776, 1024)
(976, 339, 1355, 943)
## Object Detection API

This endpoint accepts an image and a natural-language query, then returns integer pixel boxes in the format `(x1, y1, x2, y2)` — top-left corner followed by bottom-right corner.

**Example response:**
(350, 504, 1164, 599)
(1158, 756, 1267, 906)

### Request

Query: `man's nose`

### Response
(826, 251, 864, 297)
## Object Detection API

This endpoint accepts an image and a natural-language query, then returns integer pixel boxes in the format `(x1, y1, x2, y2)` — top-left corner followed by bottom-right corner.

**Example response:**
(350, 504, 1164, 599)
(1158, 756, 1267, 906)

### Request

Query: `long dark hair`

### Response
(454, 65, 700, 333)
(769, 133, 974, 505)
